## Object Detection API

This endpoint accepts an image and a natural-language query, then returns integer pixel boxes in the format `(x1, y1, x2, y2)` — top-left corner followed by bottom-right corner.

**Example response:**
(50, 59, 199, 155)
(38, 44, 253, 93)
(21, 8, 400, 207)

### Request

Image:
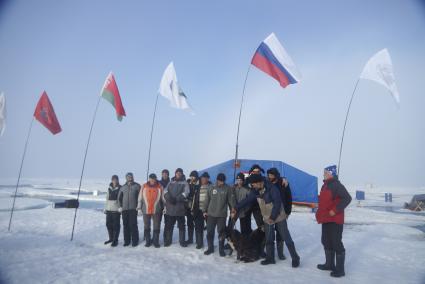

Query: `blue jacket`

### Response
(235, 181, 282, 221)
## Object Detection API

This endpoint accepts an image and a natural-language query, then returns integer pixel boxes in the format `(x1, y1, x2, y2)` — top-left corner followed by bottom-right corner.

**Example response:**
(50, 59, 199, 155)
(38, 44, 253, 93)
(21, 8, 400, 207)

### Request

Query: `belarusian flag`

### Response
(100, 72, 126, 121)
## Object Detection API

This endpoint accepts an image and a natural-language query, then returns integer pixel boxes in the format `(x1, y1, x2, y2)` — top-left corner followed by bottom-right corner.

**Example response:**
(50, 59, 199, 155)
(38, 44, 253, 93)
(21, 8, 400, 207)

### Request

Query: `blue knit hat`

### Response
(324, 165, 337, 178)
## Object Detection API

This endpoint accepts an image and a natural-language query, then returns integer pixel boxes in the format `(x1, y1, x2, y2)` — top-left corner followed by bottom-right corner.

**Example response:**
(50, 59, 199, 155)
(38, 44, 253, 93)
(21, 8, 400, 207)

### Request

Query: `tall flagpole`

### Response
(70, 96, 101, 241)
(8, 117, 35, 231)
(233, 65, 252, 183)
(337, 78, 360, 176)
(146, 93, 160, 182)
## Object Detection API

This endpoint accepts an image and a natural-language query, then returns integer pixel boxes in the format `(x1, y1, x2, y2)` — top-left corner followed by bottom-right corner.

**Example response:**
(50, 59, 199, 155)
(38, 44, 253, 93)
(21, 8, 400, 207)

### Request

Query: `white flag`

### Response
(158, 62, 193, 113)
(360, 48, 400, 105)
(0, 93, 6, 136)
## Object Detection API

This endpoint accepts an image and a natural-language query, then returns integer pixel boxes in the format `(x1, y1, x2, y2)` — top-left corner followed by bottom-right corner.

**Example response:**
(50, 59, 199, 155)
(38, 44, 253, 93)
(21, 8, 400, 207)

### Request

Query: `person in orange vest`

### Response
(316, 165, 352, 278)
(138, 173, 164, 248)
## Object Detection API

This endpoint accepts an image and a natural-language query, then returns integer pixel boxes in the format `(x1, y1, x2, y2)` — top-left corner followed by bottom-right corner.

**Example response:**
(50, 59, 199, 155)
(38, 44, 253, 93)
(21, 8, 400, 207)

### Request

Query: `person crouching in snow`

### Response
(104, 175, 121, 247)
(118, 172, 141, 247)
(316, 165, 352, 278)
(137, 173, 163, 248)
(232, 174, 300, 267)
(203, 173, 235, 257)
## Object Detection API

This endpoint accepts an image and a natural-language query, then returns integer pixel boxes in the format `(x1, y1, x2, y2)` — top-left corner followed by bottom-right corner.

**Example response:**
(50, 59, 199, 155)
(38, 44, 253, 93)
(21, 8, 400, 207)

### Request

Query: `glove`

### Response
(118, 207, 123, 213)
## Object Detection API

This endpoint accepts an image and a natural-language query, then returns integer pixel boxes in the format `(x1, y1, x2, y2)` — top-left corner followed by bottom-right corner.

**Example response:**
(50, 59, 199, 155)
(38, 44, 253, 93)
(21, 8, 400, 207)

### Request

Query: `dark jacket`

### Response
(105, 183, 121, 212)
(159, 178, 170, 189)
(236, 181, 282, 221)
(164, 176, 190, 216)
(316, 178, 352, 224)
(274, 178, 292, 216)
(118, 182, 141, 211)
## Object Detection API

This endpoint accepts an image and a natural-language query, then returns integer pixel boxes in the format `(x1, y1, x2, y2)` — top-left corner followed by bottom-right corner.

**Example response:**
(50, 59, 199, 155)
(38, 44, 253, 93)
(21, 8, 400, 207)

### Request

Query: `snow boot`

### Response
(219, 240, 225, 257)
(195, 231, 204, 249)
(261, 244, 276, 265)
(144, 230, 152, 247)
(204, 236, 214, 255)
(287, 242, 300, 268)
(330, 252, 345, 278)
(277, 241, 286, 260)
(104, 228, 113, 244)
(153, 230, 160, 248)
(317, 250, 336, 271)
(179, 229, 187, 247)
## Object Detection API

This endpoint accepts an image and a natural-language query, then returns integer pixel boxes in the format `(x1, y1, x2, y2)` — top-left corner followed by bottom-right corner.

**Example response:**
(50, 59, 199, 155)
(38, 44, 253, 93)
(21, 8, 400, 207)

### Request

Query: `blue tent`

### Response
(199, 159, 318, 204)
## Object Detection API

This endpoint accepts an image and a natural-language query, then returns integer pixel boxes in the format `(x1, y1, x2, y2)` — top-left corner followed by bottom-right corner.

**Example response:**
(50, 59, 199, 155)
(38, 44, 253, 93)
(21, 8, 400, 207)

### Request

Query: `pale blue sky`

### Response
(0, 0, 424, 187)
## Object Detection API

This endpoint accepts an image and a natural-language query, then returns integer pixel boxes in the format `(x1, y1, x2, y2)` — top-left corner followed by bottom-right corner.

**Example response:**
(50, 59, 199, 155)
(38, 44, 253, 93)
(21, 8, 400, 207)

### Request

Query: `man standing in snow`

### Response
(191, 172, 212, 249)
(203, 173, 235, 257)
(118, 172, 141, 247)
(160, 169, 170, 243)
(233, 172, 251, 235)
(266, 168, 294, 261)
(232, 173, 300, 267)
(163, 168, 190, 247)
(137, 173, 163, 248)
(104, 175, 121, 247)
(185, 170, 199, 245)
(316, 165, 352, 278)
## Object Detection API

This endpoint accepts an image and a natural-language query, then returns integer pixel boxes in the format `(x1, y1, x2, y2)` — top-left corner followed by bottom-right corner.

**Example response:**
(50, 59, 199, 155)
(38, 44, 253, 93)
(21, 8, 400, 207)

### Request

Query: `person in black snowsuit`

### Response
(185, 170, 199, 245)
(104, 175, 121, 247)
(190, 172, 211, 249)
(160, 169, 170, 244)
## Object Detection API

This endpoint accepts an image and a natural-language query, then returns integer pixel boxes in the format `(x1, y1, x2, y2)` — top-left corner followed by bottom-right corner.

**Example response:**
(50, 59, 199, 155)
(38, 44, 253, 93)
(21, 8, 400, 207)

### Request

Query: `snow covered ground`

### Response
(0, 179, 424, 284)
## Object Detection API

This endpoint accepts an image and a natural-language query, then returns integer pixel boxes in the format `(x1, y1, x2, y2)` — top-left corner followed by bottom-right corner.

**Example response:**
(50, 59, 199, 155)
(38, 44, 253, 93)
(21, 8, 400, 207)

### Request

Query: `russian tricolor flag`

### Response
(251, 33, 301, 88)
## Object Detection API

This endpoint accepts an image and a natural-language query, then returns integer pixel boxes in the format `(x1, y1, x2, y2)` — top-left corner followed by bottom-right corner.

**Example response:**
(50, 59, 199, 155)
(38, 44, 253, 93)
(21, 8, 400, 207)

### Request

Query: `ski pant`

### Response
(206, 216, 226, 243)
(143, 213, 162, 232)
(321, 222, 345, 254)
(186, 209, 194, 240)
(122, 209, 139, 245)
(106, 211, 120, 241)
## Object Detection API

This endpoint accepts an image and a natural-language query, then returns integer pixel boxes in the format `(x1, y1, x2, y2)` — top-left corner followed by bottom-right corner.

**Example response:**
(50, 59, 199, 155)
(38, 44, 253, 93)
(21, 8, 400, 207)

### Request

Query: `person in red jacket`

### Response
(316, 165, 352, 278)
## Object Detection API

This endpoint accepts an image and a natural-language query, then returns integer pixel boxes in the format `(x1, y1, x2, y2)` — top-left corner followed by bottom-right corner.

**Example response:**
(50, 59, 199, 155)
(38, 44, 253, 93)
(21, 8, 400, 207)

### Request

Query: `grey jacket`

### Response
(164, 177, 190, 216)
(233, 185, 250, 218)
(118, 182, 141, 211)
(105, 184, 120, 212)
(203, 184, 235, 218)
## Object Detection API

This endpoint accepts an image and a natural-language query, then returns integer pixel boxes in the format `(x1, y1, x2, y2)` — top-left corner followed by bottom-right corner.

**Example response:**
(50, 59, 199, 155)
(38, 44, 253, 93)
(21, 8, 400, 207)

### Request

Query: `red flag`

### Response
(33, 91, 62, 135)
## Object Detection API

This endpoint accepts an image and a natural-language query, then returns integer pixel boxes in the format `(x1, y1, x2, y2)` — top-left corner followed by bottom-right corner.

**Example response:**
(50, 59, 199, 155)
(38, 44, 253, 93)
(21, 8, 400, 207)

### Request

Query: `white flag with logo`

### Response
(159, 62, 193, 113)
(360, 48, 400, 105)
(0, 93, 6, 136)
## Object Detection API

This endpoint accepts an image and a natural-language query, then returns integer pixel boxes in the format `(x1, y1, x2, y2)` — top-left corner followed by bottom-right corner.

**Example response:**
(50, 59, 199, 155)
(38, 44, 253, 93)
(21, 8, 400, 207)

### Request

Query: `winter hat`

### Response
(247, 174, 263, 184)
(149, 173, 157, 180)
(162, 169, 169, 175)
(236, 172, 245, 181)
(175, 168, 184, 174)
(325, 165, 337, 178)
(111, 175, 119, 181)
(266, 168, 280, 178)
(200, 172, 210, 179)
(216, 173, 226, 182)
(249, 164, 265, 174)
(190, 170, 199, 178)
(126, 172, 134, 178)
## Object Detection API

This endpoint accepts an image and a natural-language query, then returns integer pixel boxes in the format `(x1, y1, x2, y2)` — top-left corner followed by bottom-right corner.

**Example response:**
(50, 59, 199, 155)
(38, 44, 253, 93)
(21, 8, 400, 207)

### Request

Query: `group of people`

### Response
(103, 164, 351, 278)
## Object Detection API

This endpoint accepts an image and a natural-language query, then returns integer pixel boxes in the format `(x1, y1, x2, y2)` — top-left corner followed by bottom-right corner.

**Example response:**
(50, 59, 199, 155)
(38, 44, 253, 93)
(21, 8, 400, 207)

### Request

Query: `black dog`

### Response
(225, 226, 265, 263)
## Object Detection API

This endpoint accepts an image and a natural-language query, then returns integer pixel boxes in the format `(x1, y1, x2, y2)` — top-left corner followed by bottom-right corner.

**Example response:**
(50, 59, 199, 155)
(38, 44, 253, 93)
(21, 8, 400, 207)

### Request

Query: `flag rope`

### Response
(8, 117, 35, 231)
(233, 64, 252, 183)
(337, 78, 360, 177)
(70, 96, 101, 241)
(146, 93, 160, 182)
